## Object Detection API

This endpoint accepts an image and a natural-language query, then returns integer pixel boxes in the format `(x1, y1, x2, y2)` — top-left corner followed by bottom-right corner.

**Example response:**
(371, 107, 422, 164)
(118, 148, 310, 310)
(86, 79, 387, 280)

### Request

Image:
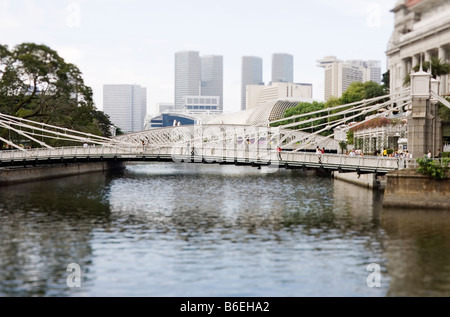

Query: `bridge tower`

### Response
(407, 68, 442, 159)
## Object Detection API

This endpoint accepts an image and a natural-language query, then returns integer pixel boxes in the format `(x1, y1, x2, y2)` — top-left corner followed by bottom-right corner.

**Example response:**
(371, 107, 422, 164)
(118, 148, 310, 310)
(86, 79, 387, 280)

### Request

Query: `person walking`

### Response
(276, 146, 282, 160)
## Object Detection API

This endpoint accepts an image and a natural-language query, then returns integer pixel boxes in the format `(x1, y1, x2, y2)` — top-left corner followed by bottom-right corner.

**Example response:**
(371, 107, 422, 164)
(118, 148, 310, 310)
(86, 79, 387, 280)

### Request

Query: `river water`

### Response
(0, 162, 449, 297)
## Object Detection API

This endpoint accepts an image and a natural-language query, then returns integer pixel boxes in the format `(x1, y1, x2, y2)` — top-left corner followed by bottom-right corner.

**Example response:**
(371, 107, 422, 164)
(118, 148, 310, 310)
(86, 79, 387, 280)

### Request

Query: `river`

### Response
(0, 162, 449, 297)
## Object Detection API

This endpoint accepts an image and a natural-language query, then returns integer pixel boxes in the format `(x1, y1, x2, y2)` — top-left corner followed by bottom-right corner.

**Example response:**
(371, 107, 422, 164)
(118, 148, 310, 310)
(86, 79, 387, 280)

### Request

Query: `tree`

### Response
(340, 82, 366, 105)
(382, 70, 390, 93)
(340, 81, 387, 104)
(271, 101, 331, 135)
(0, 43, 114, 147)
(328, 81, 388, 123)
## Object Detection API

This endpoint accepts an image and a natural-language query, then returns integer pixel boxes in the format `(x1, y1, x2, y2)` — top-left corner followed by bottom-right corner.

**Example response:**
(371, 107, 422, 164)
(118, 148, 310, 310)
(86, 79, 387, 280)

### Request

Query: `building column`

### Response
(408, 70, 432, 159)
(438, 46, 448, 95)
(412, 55, 419, 69)
(401, 59, 408, 80)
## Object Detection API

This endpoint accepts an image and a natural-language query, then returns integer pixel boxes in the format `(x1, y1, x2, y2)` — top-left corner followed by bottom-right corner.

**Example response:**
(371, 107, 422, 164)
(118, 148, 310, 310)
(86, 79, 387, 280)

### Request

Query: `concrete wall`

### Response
(332, 172, 378, 189)
(0, 161, 124, 186)
(383, 169, 450, 209)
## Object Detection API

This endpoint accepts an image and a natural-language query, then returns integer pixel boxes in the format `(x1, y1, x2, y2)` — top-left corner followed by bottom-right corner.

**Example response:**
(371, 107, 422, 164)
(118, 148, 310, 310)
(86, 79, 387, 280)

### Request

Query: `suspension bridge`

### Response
(1, 73, 449, 178)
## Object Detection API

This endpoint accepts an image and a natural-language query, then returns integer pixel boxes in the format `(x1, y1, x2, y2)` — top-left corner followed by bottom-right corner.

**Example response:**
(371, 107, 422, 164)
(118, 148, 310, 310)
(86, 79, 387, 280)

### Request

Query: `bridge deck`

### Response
(0, 146, 406, 174)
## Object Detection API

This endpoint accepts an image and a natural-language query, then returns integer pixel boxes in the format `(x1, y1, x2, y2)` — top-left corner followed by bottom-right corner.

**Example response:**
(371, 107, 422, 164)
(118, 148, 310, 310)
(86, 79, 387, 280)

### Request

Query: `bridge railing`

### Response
(1, 144, 407, 173)
(0, 146, 133, 160)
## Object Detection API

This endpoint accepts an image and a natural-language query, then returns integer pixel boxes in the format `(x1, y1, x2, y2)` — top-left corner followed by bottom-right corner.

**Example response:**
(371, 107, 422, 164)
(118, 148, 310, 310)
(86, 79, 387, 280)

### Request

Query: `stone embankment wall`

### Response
(0, 161, 124, 186)
(332, 172, 380, 189)
(383, 169, 450, 209)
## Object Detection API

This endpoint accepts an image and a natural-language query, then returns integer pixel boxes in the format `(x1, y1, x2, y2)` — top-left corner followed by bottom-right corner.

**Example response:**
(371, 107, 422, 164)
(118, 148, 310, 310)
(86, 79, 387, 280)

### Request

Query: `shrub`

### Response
(416, 158, 450, 179)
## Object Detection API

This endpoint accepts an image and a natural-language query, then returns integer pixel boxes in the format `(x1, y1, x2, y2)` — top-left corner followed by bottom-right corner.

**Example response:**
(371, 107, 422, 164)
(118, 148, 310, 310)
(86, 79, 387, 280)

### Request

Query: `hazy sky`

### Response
(1, 0, 397, 115)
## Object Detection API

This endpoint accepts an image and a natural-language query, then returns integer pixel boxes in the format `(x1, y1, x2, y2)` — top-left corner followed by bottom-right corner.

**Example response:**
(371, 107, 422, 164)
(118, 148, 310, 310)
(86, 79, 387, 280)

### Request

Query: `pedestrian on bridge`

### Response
(276, 146, 282, 160)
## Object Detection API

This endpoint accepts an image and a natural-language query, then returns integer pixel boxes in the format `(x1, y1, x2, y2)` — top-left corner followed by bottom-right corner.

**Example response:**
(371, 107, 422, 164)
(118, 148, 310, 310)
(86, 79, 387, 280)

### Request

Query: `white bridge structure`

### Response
(1, 84, 446, 175)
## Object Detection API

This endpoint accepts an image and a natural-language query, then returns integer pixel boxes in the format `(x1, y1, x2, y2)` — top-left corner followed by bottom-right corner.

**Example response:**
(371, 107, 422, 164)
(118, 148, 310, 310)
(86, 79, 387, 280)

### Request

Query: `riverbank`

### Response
(0, 161, 124, 186)
(382, 169, 450, 209)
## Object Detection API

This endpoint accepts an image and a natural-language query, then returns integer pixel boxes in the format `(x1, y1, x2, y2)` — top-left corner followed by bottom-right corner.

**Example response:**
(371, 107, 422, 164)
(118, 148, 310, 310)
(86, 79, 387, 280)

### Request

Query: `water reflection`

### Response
(0, 162, 448, 296)
(381, 210, 450, 297)
(0, 172, 112, 296)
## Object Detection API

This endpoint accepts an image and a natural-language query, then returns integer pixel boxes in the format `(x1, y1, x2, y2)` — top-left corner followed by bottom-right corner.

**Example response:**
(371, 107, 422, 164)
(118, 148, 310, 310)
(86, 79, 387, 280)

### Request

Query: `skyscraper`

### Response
(272, 53, 294, 83)
(174, 51, 223, 113)
(201, 55, 223, 112)
(103, 84, 147, 133)
(174, 51, 201, 109)
(317, 56, 382, 101)
(241, 56, 263, 110)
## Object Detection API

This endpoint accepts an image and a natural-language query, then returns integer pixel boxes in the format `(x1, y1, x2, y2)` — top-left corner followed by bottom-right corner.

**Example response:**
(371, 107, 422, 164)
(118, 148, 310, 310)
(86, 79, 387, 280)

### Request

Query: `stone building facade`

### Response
(386, 0, 450, 96)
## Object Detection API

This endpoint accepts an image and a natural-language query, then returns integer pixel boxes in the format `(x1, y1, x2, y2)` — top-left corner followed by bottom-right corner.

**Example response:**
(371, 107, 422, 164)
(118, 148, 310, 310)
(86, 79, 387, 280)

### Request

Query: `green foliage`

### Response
(346, 130, 354, 145)
(271, 80, 388, 137)
(340, 81, 387, 105)
(416, 158, 450, 179)
(442, 152, 450, 159)
(382, 70, 390, 93)
(327, 81, 388, 123)
(271, 101, 327, 131)
(0, 42, 114, 147)
(338, 140, 347, 152)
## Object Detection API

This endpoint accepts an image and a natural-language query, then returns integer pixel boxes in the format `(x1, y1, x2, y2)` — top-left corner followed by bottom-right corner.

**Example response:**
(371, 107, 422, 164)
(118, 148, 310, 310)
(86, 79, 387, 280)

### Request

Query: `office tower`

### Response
(272, 53, 294, 83)
(241, 56, 263, 110)
(174, 51, 201, 109)
(317, 56, 382, 101)
(201, 55, 223, 112)
(347, 60, 382, 84)
(103, 84, 147, 133)
(174, 50, 223, 114)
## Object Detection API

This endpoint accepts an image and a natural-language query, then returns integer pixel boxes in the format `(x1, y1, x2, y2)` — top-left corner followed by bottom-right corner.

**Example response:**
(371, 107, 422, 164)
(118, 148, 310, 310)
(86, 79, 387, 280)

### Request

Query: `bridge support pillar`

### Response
(407, 68, 442, 159)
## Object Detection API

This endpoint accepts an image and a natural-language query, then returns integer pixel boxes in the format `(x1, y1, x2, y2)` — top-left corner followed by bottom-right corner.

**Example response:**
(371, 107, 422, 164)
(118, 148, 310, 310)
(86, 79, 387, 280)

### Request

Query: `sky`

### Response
(0, 0, 397, 116)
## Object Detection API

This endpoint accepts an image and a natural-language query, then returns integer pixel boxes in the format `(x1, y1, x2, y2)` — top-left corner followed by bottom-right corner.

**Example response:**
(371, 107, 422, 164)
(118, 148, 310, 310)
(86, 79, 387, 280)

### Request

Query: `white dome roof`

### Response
(206, 98, 317, 126)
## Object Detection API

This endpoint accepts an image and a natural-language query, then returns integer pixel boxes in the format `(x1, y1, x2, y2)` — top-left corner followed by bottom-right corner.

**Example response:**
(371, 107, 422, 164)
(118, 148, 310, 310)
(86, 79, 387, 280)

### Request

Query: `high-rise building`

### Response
(241, 56, 263, 110)
(317, 56, 382, 101)
(174, 51, 223, 113)
(201, 55, 223, 112)
(347, 60, 382, 84)
(103, 84, 147, 133)
(174, 51, 201, 109)
(272, 53, 294, 83)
